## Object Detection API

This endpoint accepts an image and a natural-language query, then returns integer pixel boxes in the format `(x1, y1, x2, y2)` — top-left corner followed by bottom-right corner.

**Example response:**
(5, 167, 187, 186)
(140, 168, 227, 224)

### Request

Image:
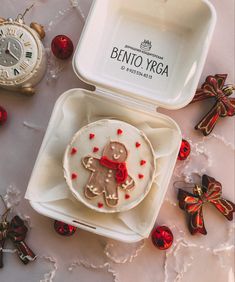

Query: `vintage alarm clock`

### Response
(0, 6, 46, 96)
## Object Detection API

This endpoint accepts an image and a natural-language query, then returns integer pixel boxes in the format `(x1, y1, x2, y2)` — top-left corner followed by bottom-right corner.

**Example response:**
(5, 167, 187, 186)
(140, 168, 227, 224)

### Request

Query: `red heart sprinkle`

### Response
(71, 173, 77, 180)
(89, 133, 95, 140)
(117, 129, 123, 135)
(71, 147, 77, 155)
(138, 174, 144, 179)
(140, 160, 146, 166)
(125, 194, 130, 200)
(136, 142, 141, 148)
(93, 147, 99, 153)
(98, 203, 103, 208)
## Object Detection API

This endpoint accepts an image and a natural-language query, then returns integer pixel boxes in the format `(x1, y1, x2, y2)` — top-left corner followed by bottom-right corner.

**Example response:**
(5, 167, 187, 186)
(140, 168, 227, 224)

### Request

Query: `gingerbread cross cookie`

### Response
(82, 141, 135, 207)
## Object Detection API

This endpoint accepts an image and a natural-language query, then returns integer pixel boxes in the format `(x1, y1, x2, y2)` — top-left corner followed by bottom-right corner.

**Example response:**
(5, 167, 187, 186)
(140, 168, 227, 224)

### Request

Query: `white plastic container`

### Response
(26, 0, 216, 242)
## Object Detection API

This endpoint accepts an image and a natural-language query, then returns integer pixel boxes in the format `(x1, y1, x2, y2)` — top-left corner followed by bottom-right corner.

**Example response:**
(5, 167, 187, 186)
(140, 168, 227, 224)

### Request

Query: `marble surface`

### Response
(0, 0, 234, 281)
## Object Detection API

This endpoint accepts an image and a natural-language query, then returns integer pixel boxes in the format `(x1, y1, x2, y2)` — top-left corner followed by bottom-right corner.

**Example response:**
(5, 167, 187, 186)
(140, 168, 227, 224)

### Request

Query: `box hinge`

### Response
(94, 87, 158, 113)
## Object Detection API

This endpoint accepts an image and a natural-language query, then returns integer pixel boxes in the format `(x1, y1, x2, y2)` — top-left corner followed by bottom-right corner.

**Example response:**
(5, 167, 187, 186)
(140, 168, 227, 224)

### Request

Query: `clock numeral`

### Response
(25, 51, 32, 58)
(24, 42, 31, 47)
(14, 68, 20, 76)
(0, 69, 9, 79)
(19, 33, 23, 39)
(20, 61, 29, 70)
(7, 28, 16, 36)
(0, 30, 3, 37)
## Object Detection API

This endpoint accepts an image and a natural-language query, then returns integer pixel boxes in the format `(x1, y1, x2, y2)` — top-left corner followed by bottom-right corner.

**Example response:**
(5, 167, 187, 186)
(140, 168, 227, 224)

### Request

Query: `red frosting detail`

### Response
(71, 173, 77, 180)
(138, 174, 144, 179)
(99, 156, 128, 184)
(117, 129, 123, 135)
(89, 133, 95, 140)
(93, 147, 99, 153)
(71, 147, 77, 155)
(98, 202, 103, 208)
(125, 194, 130, 200)
(140, 160, 146, 166)
(136, 142, 141, 148)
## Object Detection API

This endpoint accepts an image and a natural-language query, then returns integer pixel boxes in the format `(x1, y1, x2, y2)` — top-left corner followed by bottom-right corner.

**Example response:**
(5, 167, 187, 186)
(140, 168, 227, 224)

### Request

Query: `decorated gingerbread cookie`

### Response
(63, 119, 156, 213)
(82, 141, 135, 208)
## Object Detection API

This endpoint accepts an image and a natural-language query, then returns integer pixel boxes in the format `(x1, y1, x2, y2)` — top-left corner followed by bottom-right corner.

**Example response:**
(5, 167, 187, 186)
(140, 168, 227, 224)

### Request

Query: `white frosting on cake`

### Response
(63, 119, 156, 213)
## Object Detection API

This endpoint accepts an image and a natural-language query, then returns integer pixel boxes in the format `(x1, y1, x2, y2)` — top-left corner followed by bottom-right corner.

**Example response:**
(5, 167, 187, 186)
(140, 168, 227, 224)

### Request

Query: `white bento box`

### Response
(26, 0, 216, 242)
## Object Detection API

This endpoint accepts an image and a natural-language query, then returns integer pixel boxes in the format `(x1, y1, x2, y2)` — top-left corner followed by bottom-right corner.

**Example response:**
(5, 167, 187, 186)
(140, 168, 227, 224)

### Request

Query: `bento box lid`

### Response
(73, 0, 216, 109)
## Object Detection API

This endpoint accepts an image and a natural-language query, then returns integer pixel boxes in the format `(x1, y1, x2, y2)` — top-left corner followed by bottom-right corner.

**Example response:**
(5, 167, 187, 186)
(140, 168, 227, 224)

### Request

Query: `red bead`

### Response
(93, 147, 99, 153)
(51, 35, 74, 60)
(0, 106, 7, 126)
(125, 194, 130, 199)
(54, 220, 76, 236)
(178, 139, 191, 161)
(98, 202, 103, 208)
(89, 133, 95, 140)
(117, 129, 123, 135)
(151, 226, 173, 250)
(138, 174, 144, 179)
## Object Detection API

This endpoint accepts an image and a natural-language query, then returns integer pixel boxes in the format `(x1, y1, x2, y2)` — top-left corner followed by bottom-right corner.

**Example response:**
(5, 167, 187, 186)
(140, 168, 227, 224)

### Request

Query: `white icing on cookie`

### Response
(113, 154, 120, 160)
(121, 179, 135, 190)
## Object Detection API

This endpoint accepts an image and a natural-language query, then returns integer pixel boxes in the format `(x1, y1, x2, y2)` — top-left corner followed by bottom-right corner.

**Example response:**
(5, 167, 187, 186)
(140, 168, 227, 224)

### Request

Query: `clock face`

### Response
(0, 22, 41, 86)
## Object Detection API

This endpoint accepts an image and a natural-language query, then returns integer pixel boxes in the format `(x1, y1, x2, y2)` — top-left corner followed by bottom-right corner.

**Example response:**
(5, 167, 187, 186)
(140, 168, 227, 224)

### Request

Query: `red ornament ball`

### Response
(0, 106, 7, 126)
(54, 220, 77, 236)
(151, 226, 174, 250)
(51, 35, 74, 60)
(178, 139, 191, 161)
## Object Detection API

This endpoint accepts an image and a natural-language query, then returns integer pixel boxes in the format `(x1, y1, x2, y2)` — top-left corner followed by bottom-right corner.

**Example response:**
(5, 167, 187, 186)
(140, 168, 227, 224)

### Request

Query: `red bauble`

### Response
(51, 35, 74, 60)
(54, 220, 77, 236)
(0, 106, 7, 126)
(178, 139, 191, 161)
(151, 226, 173, 250)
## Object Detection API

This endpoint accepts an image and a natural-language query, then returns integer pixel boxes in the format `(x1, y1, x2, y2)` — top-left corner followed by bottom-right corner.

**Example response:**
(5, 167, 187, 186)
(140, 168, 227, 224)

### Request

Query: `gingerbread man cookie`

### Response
(82, 141, 135, 207)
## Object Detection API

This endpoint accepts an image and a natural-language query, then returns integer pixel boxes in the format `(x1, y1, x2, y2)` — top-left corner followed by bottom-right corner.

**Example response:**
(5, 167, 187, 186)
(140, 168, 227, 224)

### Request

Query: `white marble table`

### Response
(0, 0, 234, 281)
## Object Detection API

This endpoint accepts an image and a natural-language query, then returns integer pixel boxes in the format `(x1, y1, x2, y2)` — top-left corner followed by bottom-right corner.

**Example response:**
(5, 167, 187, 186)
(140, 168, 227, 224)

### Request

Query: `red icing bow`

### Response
(178, 174, 235, 235)
(99, 156, 128, 184)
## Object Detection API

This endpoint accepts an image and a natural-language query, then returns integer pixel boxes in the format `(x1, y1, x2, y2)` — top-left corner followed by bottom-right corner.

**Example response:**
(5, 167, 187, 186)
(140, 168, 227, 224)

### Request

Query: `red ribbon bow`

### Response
(0, 216, 36, 268)
(178, 174, 235, 235)
(191, 74, 235, 136)
(99, 156, 128, 184)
